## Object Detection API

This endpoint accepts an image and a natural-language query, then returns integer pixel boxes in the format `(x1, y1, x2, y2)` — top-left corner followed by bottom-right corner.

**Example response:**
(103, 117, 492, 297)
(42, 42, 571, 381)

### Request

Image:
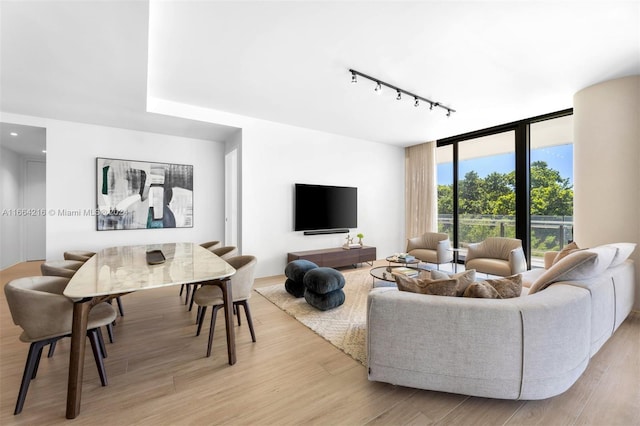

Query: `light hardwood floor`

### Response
(1, 260, 638, 425)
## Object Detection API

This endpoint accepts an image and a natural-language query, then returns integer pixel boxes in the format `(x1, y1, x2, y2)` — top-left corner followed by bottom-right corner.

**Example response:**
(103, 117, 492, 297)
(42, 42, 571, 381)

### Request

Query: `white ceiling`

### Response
(1, 1, 639, 153)
(0, 122, 46, 156)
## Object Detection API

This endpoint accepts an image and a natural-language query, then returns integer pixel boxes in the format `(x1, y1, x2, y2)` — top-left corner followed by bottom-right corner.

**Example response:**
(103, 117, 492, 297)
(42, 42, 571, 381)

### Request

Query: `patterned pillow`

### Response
(462, 281, 500, 298)
(483, 274, 522, 298)
(461, 274, 522, 299)
(394, 274, 458, 297)
(430, 269, 476, 296)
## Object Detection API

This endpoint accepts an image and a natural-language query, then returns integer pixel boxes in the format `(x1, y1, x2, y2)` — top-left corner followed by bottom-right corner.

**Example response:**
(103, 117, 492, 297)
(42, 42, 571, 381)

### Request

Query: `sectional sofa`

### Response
(366, 243, 636, 400)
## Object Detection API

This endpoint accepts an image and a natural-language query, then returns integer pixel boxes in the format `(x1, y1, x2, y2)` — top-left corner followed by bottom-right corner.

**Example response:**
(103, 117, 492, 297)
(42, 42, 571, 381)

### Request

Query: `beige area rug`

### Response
(255, 268, 377, 366)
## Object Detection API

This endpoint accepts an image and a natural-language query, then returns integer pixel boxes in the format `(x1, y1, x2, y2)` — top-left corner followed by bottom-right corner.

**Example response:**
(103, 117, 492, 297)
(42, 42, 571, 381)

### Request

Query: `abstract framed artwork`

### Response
(96, 157, 193, 230)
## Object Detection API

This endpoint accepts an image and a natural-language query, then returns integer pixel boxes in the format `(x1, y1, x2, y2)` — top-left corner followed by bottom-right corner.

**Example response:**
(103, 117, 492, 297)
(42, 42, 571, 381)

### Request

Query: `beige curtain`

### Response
(405, 141, 438, 240)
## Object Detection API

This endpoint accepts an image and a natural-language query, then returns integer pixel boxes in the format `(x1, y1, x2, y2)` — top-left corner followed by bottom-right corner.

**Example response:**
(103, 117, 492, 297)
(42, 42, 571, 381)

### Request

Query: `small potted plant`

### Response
(357, 233, 364, 246)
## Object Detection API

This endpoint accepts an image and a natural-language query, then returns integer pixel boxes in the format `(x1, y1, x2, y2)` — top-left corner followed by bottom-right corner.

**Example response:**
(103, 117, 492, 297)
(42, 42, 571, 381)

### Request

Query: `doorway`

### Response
(0, 123, 47, 266)
(225, 147, 239, 248)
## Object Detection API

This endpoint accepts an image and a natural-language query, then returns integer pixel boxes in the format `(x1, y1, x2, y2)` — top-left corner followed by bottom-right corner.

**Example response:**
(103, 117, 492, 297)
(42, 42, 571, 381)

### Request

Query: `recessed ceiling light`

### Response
(10, 132, 18, 136)
(42, 150, 47, 154)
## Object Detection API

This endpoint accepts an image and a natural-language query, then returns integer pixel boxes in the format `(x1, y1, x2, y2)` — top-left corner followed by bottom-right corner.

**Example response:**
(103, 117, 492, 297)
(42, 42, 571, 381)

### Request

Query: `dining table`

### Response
(62, 242, 236, 419)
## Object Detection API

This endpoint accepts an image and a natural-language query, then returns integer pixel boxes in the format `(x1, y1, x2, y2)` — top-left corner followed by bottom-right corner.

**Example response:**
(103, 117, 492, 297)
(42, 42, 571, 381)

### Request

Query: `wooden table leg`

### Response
(66, 298, 92, 419)
(217, 278, 236, 365)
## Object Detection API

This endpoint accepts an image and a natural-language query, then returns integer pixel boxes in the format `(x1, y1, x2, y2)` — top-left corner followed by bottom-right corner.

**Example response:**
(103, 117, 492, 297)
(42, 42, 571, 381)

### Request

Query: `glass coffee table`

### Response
(370, 264, 431, 286)
(385, 255, 420, 269)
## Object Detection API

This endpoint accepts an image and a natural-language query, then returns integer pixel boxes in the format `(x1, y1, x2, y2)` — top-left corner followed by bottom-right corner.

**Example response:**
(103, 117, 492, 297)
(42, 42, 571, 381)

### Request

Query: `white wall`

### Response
(0, 146, 23, 268)
(1, 112, 226, 261)
(240, 122, 405, 277)
(148, 98, 406, 277)
(574, 75, 640, 310)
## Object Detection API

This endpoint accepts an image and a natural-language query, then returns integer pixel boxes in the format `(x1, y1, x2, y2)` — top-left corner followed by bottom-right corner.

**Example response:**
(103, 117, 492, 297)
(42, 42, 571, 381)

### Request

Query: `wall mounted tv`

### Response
(294, 183, 357, 235)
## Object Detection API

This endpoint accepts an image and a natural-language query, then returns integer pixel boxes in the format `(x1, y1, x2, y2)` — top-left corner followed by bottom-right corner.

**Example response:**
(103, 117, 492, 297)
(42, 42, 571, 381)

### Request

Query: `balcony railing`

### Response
(438, 214, 574, 267)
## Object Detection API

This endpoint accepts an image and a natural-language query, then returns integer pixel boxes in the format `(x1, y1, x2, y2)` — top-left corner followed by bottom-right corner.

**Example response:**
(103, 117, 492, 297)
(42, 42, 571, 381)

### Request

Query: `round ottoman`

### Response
(303, 267, 345, 310)
(284, 259, 318, 298)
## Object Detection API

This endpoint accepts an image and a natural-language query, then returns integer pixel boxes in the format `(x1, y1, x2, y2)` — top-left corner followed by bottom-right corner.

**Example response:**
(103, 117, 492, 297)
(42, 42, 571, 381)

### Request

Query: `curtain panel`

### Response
(405, 142, 438, 240)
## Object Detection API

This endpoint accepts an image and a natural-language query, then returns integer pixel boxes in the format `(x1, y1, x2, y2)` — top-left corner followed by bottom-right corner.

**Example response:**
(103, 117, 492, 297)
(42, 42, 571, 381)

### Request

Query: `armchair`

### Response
(465, 237, 527, 276)
(406, 232, 453, 269)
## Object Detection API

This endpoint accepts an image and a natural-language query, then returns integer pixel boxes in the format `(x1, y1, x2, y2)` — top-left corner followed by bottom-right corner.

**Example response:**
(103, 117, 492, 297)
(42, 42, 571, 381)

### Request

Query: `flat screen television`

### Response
(294, 183, 357, 233)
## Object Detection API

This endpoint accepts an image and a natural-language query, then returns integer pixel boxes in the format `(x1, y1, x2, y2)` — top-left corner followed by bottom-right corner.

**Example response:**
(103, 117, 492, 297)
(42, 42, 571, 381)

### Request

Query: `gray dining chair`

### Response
(194, 255, 257, 358)
(4, 276, 116, 415)
(63, 250, 95, 262)
(60, 252, 126, 317)
(180, 241, 223, 303)
(186, 245, 238, 311)
(41, 259, 119, 345)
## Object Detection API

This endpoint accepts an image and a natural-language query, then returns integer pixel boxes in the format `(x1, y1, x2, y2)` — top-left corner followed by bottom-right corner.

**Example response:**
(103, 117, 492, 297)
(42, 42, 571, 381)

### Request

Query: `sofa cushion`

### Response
(483, 274, 522, 298)
(520, 268, 546, 288)
(430, 269, 476, 296)
(606, 242, 637, 267)
(553, 241, 580, 264)
(529, 245, 617, 294)
(462, 281, 500, 298)
(394, 274, 458, 296)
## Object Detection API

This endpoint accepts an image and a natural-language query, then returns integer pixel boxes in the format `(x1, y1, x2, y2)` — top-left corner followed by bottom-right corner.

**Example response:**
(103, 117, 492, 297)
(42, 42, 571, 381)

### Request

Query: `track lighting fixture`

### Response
(348, 68, 455, 116)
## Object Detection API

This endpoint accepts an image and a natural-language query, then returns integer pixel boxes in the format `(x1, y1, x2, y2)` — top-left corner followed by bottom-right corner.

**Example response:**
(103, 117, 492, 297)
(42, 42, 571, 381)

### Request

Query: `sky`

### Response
(437, 144, 573, 186)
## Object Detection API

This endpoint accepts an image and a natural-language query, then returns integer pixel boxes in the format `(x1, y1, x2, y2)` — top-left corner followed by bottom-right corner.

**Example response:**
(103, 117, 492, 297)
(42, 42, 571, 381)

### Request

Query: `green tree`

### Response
(458, 171, 484, 215)
(485, 171, 514, 215)
(438, 184, 453, 215)
(437, 161, 573, 253)
(530, 161, 573, 216)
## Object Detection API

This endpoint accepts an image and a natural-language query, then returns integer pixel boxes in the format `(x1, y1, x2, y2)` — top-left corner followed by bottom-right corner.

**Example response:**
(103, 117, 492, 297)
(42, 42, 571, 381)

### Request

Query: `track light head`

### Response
(348, 68, 454, 116)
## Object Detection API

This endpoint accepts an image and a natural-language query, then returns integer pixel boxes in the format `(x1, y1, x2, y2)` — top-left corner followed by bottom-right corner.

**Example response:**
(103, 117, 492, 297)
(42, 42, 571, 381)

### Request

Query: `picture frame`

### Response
(96, 157, 193, 230)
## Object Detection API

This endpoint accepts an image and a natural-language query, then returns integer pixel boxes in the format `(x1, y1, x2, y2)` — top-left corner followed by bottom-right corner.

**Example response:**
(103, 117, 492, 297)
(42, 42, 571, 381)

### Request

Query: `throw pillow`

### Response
(483, 274, 522, 299)
(552, 241, 580, 265)
(394, 274, 458, 297)
(430, 269, 476, 296)
(462, 281, 500, 299)
(529, 245, 617, 295)
(605, 242, 637, 267)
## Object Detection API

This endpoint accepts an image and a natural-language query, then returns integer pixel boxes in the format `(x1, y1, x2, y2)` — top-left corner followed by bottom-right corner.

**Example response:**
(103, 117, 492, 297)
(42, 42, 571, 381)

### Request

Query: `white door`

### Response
(225, 149, 238, 248)
(25, 160, 46, 260)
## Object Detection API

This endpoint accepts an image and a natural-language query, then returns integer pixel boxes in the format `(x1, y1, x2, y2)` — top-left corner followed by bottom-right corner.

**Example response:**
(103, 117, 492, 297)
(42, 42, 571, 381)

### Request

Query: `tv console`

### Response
(287, 246, 376, 268)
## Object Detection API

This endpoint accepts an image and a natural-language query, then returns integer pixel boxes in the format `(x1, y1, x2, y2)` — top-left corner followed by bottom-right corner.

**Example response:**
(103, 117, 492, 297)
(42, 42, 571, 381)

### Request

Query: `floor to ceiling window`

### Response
(437, 109, 573, 268)
(437, 144, 453, 240)
(529, 114, 574, 264)
(457, 131, 516, 248)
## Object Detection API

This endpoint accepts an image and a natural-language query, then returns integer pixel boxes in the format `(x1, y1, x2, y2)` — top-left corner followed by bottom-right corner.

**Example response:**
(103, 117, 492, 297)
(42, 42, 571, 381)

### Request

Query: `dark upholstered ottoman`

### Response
(284, 259, 318, 298)
(303, 267, 346, 310)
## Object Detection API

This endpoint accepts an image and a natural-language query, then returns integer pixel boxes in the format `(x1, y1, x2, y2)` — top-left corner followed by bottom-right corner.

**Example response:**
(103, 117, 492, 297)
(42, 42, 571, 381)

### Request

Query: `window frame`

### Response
(437, 108, 573, 268)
